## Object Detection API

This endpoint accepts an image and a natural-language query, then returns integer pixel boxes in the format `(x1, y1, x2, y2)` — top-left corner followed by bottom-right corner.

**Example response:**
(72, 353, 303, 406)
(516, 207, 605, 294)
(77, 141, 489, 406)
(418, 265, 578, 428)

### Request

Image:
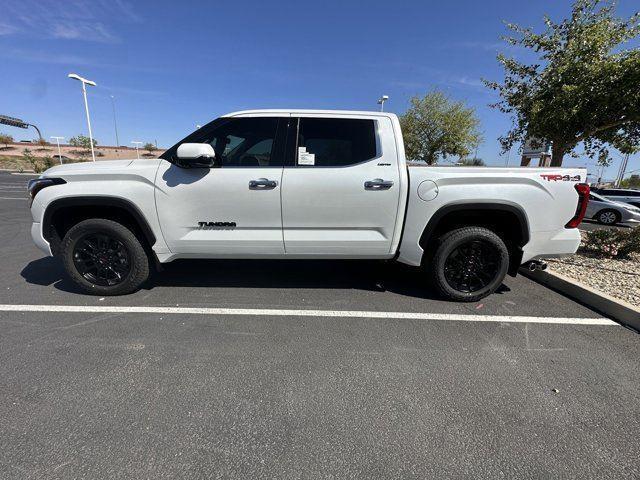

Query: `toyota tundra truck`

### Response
(28, 110, 589, 301)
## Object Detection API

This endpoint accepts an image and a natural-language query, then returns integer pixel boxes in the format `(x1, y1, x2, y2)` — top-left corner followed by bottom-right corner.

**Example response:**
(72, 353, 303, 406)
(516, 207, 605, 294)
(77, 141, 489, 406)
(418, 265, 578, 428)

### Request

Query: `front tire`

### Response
(60, 218, 150, 295)
(596, 209, 620, 225)
(430, 227, 509, 302)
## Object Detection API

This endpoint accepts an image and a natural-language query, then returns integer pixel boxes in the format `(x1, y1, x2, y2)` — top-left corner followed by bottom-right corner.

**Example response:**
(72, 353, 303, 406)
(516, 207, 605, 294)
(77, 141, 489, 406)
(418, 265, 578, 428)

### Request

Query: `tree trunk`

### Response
(550, 144, 565, 167)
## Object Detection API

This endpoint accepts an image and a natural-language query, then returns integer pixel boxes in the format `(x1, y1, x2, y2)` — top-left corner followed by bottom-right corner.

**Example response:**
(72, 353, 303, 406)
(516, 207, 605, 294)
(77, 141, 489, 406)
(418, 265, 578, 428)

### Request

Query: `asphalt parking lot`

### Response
(0, 171, 638, 479)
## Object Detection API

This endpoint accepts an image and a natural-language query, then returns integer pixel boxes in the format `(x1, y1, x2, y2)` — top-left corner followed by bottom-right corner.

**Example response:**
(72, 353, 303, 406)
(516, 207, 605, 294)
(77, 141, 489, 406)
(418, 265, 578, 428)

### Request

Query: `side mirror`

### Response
(176, 143, 217, 168)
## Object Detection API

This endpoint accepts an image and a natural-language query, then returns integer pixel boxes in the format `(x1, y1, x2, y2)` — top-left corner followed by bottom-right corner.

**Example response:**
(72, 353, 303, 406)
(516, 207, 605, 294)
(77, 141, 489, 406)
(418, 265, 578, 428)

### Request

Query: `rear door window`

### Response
(295, 118, 377, 167)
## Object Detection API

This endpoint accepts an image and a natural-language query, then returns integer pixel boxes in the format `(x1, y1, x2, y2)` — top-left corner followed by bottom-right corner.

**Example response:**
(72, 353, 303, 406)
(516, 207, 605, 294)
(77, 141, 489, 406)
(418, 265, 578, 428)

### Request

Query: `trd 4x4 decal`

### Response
(540, 174, 582, 182)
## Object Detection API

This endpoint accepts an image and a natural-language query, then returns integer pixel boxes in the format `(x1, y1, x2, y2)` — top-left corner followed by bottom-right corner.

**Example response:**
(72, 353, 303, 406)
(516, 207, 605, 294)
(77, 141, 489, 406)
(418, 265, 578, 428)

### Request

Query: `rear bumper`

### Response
(521, 228, 581, 264)
(31, 222, 52, 256)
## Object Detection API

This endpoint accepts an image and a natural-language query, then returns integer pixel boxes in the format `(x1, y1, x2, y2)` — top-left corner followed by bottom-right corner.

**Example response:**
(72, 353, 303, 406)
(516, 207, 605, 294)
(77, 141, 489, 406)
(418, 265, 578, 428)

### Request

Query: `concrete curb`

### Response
(521, 267, 640, 331)
(0, 168, 35, 173)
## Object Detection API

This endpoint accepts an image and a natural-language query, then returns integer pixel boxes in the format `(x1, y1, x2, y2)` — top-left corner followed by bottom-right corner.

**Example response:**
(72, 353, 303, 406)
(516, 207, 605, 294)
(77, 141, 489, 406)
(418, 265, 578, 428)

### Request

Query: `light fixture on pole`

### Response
(377, 95, 389, 112)
(50, 136, 65, 164)
(110, 95, 120, 149)
(68, 73, 97, 162)
(131, 141, 142, 160)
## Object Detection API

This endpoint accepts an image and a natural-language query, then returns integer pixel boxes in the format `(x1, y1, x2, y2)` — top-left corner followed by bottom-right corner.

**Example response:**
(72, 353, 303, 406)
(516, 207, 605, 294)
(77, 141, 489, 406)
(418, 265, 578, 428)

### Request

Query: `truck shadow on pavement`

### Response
(21, 256, 511, 300)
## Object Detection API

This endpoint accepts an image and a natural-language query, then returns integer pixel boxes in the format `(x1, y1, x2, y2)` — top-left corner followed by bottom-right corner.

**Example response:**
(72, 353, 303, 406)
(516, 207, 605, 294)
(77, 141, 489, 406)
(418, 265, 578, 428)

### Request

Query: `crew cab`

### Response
(28, 110, 589, 301)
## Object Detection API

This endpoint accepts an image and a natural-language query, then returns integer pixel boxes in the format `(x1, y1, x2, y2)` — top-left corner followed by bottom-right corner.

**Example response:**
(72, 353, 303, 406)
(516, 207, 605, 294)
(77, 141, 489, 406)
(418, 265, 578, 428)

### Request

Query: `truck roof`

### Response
(223, 109, 398, 119)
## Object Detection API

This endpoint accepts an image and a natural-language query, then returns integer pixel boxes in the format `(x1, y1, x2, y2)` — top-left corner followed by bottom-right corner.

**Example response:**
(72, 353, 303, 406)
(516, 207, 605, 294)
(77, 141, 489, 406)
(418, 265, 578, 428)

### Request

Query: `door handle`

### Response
(249, 178, 278, 190)
(364, 178, 394, 190)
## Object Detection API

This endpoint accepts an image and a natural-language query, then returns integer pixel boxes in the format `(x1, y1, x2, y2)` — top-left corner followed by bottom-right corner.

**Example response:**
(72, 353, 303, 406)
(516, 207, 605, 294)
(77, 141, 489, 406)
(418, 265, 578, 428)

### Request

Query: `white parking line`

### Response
(0, 197, 27, 200)
(0, 304, 617, 325)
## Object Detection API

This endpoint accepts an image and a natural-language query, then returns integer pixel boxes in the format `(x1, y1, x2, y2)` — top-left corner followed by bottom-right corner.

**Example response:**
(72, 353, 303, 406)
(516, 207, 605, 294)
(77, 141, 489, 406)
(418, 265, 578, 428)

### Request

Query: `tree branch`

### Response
(574, 118, 638, 144)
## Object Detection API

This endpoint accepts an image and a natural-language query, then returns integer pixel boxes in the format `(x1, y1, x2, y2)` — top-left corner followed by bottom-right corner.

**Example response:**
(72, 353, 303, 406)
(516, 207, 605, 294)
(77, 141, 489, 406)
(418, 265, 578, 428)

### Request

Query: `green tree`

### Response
(143, 142, 156, 155)
(485, 0, 640, 166)
(69, 134, 97, 158)
(399, 90, 483, 165)
(0, 133, 13, 149)
(620, 174, 640, 189)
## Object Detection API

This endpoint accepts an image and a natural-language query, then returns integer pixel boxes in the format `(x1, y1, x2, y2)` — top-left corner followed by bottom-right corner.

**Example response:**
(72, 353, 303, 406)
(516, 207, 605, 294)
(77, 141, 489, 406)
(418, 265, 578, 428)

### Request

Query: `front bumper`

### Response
(623, 211, 640, 224)
(31, 222, 52, 256)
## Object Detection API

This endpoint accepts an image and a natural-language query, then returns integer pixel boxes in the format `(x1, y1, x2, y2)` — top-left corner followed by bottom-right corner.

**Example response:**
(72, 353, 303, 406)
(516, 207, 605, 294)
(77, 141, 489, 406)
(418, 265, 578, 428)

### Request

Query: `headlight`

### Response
(27, 177, 66, 206)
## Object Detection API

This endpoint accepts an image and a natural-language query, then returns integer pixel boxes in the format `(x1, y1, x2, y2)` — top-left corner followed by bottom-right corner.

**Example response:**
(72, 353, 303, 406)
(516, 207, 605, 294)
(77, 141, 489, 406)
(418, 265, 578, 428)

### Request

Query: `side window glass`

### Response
(297, 118, 377, 167)
(207, 117, 279, 167)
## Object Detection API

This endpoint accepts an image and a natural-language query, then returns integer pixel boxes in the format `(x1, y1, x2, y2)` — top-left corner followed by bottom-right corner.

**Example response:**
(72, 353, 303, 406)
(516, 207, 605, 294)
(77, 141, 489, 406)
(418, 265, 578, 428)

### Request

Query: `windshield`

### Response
(590, 192, 608, 202)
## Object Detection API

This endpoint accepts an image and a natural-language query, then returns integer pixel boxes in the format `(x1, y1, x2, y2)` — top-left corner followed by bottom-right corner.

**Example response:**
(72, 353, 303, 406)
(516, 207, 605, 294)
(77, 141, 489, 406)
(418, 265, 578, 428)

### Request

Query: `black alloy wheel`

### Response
(61, 218, 150, 295)
(430, 227, 510, 302)
(72, 232, 132, 286)
(443, 239, 501, 293)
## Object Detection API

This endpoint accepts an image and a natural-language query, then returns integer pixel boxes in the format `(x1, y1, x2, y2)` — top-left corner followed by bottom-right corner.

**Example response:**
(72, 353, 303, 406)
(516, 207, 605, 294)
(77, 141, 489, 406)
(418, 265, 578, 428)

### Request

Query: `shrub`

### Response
(0, 133, 13, 149)
(581, 228, 640, 259)
(23, 148, 42, 173)
(22, 150, 55, 173)
(35, 138, 50, 150)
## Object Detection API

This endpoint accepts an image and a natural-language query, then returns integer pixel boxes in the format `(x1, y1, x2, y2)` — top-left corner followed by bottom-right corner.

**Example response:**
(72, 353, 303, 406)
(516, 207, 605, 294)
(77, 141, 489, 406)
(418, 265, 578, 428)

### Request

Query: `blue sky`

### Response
(1, 0, 638, 180)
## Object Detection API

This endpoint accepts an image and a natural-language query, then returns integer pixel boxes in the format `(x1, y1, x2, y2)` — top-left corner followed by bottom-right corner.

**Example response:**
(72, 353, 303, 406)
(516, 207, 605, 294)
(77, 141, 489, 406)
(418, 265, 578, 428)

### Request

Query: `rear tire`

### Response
(596, 209, 620, 225)
(60, 218, 150, 295)
(430, 227, 509, 302)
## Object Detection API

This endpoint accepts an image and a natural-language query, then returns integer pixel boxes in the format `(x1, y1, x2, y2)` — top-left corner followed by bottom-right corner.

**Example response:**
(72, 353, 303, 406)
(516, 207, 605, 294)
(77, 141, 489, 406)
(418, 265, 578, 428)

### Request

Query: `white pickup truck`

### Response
(28, 110, 589, 301)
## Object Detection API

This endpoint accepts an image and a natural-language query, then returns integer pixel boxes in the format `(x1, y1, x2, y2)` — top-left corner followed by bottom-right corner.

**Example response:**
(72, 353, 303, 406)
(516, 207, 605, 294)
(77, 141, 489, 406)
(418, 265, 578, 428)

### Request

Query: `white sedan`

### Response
(586, 192, 640, 225)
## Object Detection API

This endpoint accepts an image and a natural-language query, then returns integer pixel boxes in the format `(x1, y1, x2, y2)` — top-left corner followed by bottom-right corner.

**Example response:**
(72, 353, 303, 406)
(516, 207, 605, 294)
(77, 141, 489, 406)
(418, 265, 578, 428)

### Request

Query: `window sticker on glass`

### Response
(298, 146, 315, 165)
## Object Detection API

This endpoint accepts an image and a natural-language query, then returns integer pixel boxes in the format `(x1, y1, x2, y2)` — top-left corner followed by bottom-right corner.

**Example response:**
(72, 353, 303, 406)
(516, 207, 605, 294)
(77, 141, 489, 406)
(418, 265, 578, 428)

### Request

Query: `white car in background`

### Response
(586, 192, 640, 225)
(593, 188, 640, 208)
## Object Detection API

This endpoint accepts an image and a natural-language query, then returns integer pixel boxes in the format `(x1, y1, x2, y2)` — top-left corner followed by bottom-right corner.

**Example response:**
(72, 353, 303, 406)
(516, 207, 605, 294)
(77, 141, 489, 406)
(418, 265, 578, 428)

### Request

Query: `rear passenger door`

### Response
(280, 115, 401, 256)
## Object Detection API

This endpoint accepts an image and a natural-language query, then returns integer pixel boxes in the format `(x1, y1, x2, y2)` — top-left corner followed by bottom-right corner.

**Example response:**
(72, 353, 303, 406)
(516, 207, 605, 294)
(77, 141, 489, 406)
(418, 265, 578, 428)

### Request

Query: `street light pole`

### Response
(110, 95, 120, 149)
(377, 95, 389, 112)
(68, 73, 97, 162)
(50, 136, 64, 164)
(131, 141, 142, 160)
(615, 153, 630, 187)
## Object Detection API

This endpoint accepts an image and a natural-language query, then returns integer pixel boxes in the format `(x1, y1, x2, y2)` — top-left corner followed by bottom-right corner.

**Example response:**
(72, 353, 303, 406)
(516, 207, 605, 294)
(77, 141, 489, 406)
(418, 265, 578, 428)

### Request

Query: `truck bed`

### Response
(397, 164, 587, 267)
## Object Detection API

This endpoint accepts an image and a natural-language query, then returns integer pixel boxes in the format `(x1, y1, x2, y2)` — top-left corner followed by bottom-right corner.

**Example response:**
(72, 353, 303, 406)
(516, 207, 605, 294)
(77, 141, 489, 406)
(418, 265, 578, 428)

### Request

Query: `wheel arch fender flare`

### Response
(418, 201, 531, 251)
(42, 196, 157, 249)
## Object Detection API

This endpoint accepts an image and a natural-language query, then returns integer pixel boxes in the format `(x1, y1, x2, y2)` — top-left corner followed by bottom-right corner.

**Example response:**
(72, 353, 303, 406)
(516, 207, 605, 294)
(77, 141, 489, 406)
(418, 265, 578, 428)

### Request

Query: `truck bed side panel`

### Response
(398, 166, 586, 266)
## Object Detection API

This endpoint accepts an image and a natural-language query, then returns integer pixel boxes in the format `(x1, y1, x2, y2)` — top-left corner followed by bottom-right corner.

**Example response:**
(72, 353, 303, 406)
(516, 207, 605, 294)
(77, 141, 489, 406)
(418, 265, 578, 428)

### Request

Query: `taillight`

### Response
(565, 183, 590, 228)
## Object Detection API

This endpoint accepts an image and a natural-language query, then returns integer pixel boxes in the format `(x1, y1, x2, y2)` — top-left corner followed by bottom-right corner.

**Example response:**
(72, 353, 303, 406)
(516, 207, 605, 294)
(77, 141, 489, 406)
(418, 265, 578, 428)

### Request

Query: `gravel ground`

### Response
(547, 251, 640, 306)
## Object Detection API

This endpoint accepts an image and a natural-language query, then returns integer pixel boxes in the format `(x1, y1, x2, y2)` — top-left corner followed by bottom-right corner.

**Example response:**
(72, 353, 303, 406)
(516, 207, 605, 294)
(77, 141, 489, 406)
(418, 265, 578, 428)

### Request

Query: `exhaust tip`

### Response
(526, 260, 548, 272)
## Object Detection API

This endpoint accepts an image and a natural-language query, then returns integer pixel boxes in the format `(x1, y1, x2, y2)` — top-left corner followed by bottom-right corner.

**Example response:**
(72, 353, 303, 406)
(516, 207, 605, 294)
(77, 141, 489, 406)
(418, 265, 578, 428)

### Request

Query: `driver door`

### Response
(155, 116, 287, 255)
